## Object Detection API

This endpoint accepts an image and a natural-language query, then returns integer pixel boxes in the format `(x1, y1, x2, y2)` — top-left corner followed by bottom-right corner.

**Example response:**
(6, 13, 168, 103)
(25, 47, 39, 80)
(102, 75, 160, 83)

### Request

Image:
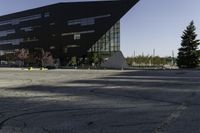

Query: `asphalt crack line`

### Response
(110, 122, 159, 128)
(42, 127, 51, 133)
(153, 104, 187, 133)
(153, 91, 197, 133)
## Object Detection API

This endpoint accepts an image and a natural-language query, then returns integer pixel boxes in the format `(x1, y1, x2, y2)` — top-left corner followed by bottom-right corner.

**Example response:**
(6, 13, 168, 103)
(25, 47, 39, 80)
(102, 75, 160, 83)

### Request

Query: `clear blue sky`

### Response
(0, 0, 200, 57)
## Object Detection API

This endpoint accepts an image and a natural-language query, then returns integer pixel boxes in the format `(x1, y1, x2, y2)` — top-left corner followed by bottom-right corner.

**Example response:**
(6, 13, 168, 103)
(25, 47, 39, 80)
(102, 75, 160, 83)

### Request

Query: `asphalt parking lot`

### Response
(0, 69, 200, 133)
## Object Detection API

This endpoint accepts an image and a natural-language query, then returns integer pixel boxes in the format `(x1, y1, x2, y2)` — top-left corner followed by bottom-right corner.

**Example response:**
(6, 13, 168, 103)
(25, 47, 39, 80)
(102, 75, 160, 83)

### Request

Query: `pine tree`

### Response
(177, 21, 200, 68)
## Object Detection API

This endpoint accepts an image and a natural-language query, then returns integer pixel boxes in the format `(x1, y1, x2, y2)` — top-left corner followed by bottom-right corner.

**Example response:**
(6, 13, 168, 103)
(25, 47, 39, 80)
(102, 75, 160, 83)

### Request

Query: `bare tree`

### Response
(15, 49, 29, 67)
(42, 51, 54, 67)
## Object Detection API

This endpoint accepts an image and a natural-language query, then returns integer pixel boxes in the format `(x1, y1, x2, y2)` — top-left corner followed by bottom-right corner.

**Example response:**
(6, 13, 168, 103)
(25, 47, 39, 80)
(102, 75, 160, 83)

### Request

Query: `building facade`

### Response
(0, 0, 139, 66)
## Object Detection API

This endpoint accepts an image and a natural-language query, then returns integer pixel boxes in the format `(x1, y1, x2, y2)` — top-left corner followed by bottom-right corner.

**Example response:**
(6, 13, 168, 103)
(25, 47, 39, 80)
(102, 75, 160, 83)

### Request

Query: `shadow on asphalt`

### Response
(1, 70, 200, 132)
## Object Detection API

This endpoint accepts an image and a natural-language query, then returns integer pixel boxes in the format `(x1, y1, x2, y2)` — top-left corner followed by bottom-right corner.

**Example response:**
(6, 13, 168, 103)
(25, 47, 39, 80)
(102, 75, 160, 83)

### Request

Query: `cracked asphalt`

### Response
(0, 69, 200, 133)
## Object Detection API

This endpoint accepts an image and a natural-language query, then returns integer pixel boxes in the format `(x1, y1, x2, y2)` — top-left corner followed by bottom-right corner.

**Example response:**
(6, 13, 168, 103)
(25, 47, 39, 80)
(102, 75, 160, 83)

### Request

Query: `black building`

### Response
(0, 0, 139, 66)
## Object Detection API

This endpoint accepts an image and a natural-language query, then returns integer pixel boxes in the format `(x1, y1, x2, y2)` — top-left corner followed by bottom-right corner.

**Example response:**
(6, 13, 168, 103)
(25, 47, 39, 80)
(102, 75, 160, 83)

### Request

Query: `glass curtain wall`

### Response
(88, 21, 120, 57)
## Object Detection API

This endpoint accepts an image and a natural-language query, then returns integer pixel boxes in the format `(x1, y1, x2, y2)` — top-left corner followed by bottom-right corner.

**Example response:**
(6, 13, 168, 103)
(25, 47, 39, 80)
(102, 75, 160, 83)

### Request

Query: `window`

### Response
(67, 45, 80, 48)
(17, 14, 42, 23)
(0, 14, 42, 26)
(50, 46, 55, 49)
(20, 27, 33, 32)
(63, 47, 68, 53)
(0, 40, 12, 45)
(74, 34, 81, 40)
(79, 18, 95, 26)
(0, 38, 23, 45)
(0, 50, 5, 56)
(23, 37, 39, 42)
(12, 39, 23, 45)
(20, 25, 41, 32)
(61, 30, 95, 37)
(44, 12, 50, 18)
(49, 22, 55, 26)
(0, 29, 15, 37)
(68, 18, 94, 26)
(0, 20, 12, 26)
(68, 14, 111, 26)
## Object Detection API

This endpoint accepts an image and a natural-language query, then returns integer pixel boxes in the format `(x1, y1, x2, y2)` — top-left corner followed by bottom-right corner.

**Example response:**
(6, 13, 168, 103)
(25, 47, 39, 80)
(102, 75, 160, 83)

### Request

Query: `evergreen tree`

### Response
(71, 56, 77, 66)
(88, 52, 100, 66)
(177, 21, 200, 68)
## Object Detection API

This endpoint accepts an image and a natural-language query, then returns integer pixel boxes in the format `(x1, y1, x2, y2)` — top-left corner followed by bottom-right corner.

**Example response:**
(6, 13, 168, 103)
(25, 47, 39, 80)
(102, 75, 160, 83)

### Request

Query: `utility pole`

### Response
(153, 49, 155, 57)
(152, 49, 155, 66)
(172, 50, 174, 66)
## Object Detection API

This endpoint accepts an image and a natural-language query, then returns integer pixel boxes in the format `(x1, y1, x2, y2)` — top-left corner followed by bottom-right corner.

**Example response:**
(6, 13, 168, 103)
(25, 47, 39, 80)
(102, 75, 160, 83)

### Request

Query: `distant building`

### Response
(0, 0, 139, 66)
